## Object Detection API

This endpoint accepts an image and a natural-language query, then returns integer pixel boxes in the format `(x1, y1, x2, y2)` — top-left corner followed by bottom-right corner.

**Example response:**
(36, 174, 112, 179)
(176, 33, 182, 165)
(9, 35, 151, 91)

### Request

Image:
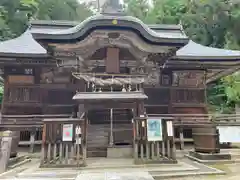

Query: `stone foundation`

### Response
(186, 150, 232, 163)
(190, 151, 231, 160)
(107, 146, 133, 158)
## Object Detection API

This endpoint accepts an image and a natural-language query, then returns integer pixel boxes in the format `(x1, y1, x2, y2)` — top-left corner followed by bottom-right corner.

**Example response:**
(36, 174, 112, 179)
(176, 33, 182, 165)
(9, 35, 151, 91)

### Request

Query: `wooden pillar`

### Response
(133, 101, 139, 161)
(179, 127, 184, 150)
(0, 131, 13, 173)
(171, 121, 176, 160)
(109, 108, 113, 147)
(1, 77, 8, 114)
(29, 130, 36, 153)
(40, 124, 46, 166)
(82, 107, 87, 166)
(166, 125, 171, 158)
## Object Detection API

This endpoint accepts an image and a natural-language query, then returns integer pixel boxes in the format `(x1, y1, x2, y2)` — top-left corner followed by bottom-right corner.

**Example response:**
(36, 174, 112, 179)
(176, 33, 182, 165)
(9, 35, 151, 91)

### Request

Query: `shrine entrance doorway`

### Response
(73, 91, 147, 158)
(87, 108, 134, 157)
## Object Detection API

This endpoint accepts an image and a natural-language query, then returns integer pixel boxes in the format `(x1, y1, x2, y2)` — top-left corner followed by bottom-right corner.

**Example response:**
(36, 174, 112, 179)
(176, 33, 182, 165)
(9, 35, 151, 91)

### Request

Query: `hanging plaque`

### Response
(166, 121, 173, 136)
(75, 137, 82, 145)
(147, 118, 163, 141)
(75, 125, 82, 135)
(62, 124, 73, 142)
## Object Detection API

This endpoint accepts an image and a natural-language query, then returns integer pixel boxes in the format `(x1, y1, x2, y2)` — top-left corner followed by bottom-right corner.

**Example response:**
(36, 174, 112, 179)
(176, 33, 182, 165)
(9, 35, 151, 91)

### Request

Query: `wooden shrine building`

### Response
(0, 0, 240, 166)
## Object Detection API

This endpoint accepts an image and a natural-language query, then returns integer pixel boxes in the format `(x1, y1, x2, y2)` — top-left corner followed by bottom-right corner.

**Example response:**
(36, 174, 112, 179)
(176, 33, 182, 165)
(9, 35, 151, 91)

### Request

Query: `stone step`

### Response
(230, 153, 240, 159)
(81, 165, 199, 173)
(87, 136, 108, 139)
(87, 134, 108, 137)
(87, 151, 107, 157)
(80, 160, 192, 170)
(87, 144, 108, 147)
(76, 171, 154, 180)
(17, 170, 79, 179)
(151, 169, 225, 179)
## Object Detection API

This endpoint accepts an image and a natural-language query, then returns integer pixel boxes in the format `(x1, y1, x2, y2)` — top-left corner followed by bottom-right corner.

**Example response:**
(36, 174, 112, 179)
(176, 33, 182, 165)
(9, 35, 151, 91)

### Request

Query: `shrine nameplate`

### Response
(8, 75, 34, 84)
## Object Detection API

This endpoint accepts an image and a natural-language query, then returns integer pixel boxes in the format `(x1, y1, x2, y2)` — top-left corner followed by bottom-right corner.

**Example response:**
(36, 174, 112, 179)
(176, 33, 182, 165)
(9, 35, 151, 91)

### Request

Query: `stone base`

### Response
(107, 146, 133, 158)
(186, 151, 232, 164)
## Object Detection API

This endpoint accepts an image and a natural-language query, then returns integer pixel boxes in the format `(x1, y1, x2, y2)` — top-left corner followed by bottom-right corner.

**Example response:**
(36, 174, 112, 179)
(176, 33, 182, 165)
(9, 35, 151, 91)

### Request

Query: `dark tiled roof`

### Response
(30, 20, 79, 27)
(31, 14, 189, 45)
(0, 19, 239, 59)
(176, 40, 240, 59)
(72, 91, 148, 101)
(0, 30, 47, 56)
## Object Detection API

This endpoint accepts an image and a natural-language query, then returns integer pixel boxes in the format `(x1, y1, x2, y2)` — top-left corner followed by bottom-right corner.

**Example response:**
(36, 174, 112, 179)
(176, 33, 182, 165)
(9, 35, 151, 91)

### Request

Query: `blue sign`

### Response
(147, 118, 163, 141)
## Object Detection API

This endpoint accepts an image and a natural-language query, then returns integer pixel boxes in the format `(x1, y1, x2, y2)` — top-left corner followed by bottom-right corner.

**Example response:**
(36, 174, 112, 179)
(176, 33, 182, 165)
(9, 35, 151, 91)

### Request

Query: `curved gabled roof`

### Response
(0, 21, 239, 61)
(176, 40, 240, 60)
(31, 14, 189, 46)
(0, 31, 47, 57)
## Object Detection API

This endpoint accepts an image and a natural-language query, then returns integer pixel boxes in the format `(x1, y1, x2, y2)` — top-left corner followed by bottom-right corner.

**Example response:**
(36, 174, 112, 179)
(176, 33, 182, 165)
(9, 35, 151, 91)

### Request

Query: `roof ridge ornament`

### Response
(101, 0, 125, 15)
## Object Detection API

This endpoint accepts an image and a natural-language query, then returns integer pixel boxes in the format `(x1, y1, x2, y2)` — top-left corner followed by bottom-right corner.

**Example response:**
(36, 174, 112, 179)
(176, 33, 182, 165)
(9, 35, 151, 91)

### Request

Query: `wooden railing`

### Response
(0, 114, 71, 128)
(6, 85, 41, 104)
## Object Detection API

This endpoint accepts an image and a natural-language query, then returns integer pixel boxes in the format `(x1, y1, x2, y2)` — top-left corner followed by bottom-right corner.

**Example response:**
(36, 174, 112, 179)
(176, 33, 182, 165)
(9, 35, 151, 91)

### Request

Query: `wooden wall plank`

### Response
(106, 48, 120, 73)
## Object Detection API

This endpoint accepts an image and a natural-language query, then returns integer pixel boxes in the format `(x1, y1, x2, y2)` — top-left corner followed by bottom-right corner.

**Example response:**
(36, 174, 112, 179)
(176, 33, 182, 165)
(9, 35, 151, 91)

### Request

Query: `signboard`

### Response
(218, 126, 240, 143)
(76, 137, 81, 145)
(75, 126, 82, 135)
(62, 124, 73, 142)
(166, 121, 173, 137)
(147, 118, 163, 141)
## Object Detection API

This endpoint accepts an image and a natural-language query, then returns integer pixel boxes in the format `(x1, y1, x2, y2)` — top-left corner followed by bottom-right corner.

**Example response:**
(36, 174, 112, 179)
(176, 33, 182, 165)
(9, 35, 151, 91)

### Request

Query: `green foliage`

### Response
(0, 0, 93, 41)
(222, 72, 240, 103)
(37, 0, 92, 21)
(207, 82, 235, 114)
(124, 0, 240, 113)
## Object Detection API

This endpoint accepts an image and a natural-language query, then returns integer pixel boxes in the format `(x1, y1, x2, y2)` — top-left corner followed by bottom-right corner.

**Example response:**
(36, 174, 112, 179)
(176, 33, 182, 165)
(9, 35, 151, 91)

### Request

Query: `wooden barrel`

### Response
(192, 126, 220, 153)
(10, 131, 20, 158)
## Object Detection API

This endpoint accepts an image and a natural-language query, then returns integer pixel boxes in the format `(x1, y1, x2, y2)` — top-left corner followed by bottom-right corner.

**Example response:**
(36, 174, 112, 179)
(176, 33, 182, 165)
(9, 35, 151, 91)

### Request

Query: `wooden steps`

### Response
(87, 124, 109, 157)
(86, 109, 133, 157)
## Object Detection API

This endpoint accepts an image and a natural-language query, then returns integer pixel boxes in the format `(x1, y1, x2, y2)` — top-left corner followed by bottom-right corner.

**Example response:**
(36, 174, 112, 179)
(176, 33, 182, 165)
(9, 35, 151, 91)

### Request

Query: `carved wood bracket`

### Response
(50, 30, 174, 64)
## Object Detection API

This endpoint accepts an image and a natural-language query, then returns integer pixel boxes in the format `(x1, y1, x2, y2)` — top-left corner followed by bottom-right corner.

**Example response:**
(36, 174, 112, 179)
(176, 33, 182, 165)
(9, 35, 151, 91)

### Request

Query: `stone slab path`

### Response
(76, 172, 154, 180)
(0, 158, 237, 180)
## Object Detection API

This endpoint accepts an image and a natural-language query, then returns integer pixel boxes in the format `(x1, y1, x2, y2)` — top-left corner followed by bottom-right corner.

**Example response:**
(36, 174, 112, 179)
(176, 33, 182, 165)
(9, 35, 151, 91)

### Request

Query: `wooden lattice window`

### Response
(173, 89, 205, 103)
(172, 71, 205, 87)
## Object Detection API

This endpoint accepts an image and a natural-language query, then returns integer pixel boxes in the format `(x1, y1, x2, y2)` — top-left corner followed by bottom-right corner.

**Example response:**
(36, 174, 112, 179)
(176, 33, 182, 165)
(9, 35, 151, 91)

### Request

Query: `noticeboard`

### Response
(147, 118, 163, 141)
(218, 126, 240, 143)
(62, 124, 73, 142)
(166, 121, 173, 137)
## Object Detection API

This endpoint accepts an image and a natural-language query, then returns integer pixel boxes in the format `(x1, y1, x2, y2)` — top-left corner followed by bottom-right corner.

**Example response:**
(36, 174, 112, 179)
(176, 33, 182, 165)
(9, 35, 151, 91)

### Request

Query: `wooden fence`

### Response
(40, 118, 87, 168)
(2, 113, 240, 161)
(133, 117, 176, 164)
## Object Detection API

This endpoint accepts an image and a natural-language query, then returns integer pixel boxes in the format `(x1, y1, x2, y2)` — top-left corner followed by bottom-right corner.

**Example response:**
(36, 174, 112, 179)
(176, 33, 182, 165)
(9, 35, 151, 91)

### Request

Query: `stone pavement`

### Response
(76, 171, 154, 180)
(0, 158, 238, 180)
